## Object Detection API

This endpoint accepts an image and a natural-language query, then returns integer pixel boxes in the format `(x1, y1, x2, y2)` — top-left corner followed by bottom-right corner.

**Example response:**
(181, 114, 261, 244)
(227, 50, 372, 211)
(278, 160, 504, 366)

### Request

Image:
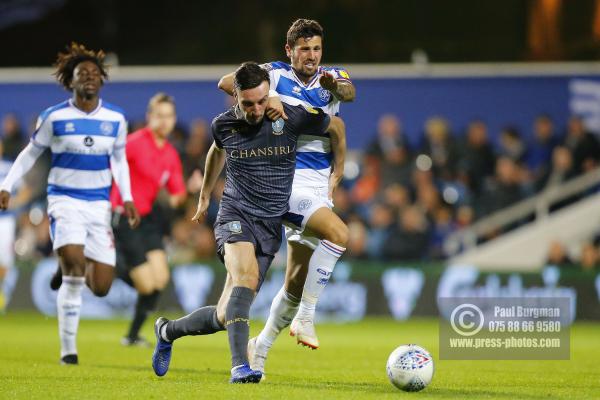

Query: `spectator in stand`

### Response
(365, 202, 394, 259)
(346, 220, 369, 259)
(416, 182, 442, 223)
(420, 117, 459, 181)
(546, 240, 572, 267)
(563, 115, 600, 174)
(366, 114, 412, 187)
(411, 167, 435, 193)
(382, 206, 429, 261)
(499, 126, 527, 165)
(1, 113, 26, 161)
(332, 186, 354, 222)
(381, 183, 411, 215)
(430, 205, 456, 259)
(182, 118, 210, 178)
(457, 120, 496, 196)
(536, 146, 576, 192)
(168, 124, 188, 156)
(527, 114, 560, 180)
(580, 242, 599, 271)
(455, 205, 475, 229)
(351, 158, 380, 214)
(477, 157, 524, 217)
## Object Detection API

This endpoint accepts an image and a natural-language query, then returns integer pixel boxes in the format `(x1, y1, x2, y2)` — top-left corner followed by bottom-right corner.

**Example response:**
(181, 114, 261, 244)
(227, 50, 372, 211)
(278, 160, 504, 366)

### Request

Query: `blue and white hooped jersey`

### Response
(263, 61, 351, 187)
(31, 99, 127, 202)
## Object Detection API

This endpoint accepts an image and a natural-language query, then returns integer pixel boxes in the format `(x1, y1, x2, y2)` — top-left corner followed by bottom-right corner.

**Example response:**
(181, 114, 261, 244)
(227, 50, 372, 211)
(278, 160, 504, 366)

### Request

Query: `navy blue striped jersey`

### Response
(212, 103, 330, 218)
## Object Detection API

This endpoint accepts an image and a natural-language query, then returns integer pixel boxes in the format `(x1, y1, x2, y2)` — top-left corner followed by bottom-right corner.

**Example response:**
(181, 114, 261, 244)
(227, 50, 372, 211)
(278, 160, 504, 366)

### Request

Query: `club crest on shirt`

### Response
(298, 199, 313, 212)
(318, 88, 331, 102)
(83, 136, 94, 147)
(292, 86, 302, 95)
(272, 118, 285, 135)
(229, 221, 242, 234)
(100, 121, 114, 136)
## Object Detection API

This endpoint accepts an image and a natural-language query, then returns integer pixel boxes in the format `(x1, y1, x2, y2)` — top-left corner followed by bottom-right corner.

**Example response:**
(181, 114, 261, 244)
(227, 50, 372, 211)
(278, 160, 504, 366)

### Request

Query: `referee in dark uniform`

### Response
(150, 62, 346, 383)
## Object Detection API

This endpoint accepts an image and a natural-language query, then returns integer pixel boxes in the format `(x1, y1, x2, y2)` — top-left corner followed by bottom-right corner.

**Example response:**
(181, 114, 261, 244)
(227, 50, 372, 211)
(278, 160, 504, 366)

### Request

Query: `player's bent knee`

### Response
(325, 222, 349, 247)
(154, 269, 170, 290)
(233, 271, 259, 291)
(134, 280, 155, 295)
(60, 257, 86, 276)
(90, 282, 112, 297)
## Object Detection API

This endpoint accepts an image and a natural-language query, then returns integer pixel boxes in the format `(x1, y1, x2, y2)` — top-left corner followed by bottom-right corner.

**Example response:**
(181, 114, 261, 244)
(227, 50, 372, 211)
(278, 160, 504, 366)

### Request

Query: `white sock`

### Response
(295, 240, 345, 322)
(256, 287, 300, 351)
(160, 324, 170, 342)
(57, 276, 84, 357)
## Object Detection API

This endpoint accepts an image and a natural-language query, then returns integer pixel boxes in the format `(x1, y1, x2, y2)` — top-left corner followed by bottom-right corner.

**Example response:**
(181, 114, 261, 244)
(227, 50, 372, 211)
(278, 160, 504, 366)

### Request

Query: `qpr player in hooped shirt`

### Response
(0, 43, 140, 366)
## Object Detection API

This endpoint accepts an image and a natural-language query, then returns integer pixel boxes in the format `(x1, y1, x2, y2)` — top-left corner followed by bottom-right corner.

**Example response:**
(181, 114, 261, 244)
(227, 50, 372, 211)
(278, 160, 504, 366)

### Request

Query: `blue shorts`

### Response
(214, 204, 282, 290)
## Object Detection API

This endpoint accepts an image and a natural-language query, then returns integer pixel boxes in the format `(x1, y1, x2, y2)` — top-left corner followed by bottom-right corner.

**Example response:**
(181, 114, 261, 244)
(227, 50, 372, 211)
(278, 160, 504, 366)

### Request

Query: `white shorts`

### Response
(0, 216, 16, 269)
(47, 196, 116, 266)
(284, 186, 333, 250)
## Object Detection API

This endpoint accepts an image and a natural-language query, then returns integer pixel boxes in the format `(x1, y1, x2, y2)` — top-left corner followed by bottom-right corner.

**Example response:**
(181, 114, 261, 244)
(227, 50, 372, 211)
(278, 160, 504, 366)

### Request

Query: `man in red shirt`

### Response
(111, 93, 186, 346)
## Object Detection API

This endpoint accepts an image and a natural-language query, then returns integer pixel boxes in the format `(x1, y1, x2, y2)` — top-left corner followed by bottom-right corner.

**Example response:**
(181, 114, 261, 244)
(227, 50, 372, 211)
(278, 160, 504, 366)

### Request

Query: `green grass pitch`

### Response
(1, 312, 599, 399)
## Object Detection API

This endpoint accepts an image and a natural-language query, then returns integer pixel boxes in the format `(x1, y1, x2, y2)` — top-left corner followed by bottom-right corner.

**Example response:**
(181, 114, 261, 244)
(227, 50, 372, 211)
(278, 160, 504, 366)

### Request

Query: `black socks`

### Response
(166, 305, 225, 341)
(127, 290, 161, 340)
(225, 286, 255, 368)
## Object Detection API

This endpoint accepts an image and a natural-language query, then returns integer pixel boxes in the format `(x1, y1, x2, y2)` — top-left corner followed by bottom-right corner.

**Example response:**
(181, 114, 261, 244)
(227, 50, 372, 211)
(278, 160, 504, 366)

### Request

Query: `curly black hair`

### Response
(53, 42, 108, 91)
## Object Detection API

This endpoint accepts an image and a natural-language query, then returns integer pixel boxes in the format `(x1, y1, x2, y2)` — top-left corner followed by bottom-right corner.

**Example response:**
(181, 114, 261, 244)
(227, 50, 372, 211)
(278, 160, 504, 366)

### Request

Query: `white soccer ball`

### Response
(386, 344, 434, 392)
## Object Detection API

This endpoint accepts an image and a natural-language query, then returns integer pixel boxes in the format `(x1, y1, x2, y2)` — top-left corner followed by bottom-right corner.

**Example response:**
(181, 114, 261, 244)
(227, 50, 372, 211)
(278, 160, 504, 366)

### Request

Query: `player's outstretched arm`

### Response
(319, 71, 356, 102)
(110, 146, 140, 228)
(217, 73, 235, 96)
(0, 143, 45, 210)
(326, 116, 347, 199)
(192, 143, 225, 222)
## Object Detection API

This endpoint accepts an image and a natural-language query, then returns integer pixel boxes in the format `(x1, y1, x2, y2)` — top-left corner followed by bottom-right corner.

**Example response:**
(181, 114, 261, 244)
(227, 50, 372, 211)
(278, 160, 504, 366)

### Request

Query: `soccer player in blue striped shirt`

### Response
(0, 43, 140, 365)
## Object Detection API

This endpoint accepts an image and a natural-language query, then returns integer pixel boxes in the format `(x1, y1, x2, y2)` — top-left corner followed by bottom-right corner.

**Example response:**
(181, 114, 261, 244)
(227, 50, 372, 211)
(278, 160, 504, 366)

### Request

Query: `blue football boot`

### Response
(229, 363, 263, 384)
(152, 317, 172, 377)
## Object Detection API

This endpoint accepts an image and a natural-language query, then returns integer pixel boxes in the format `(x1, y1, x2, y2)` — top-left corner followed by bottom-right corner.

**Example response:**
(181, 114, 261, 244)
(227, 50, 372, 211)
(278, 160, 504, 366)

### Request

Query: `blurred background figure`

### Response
(1, 113, 25, 161)
(366, 114, 412, 188)
(563, 115, 600, 174)
(420, 117, 458, 182)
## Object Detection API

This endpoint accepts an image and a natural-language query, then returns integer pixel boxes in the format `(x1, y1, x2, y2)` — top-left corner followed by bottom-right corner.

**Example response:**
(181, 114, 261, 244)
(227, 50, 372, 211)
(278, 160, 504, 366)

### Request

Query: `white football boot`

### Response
(289, 318, 319, 349)
(247, 337, 267, 380)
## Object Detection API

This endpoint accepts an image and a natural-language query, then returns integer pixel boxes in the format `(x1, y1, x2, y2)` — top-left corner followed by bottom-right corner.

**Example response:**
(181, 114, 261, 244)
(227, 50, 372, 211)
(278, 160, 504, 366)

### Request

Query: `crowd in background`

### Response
(2, 110, 600, 270)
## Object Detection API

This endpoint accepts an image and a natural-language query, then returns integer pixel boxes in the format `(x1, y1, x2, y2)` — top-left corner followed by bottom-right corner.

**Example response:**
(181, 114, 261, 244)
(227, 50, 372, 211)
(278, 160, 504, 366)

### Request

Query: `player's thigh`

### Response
(82, 201, 116, 268)
(285, 241, 313, 299)
(146, 249, 170, 290)
(304, 207, 349, 246)
(223, 241, 259, 289)
(85, 259, 114, 297)
(56, 244, 87, 276)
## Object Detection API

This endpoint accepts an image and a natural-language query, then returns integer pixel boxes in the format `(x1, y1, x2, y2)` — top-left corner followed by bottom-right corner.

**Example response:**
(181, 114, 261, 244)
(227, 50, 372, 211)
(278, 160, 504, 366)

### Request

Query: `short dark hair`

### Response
(233, 62, 270, 91)
(287, 19, 324, 47)
(147, 92, 175, 113)
(53, 42, 108, 91)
